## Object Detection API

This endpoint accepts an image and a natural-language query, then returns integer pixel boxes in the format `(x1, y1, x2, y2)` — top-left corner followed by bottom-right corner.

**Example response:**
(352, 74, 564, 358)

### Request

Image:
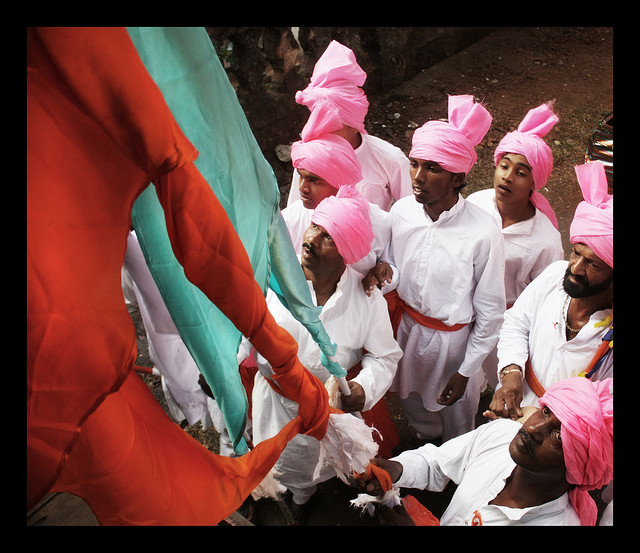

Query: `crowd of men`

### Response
(27, 29, 613, 526)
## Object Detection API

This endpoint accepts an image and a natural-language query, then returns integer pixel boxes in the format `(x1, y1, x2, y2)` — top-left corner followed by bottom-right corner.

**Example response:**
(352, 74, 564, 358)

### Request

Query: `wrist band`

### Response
(500, 367, 523, 380)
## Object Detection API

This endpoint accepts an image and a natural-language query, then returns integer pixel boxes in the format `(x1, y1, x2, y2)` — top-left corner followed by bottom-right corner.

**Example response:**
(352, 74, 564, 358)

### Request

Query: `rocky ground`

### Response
(27, 26, 613, 527)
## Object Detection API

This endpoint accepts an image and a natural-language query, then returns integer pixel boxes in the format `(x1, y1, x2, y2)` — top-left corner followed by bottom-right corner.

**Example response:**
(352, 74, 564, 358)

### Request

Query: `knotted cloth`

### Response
(311, 185, 373, 265)
(295, 40, 369, 139)
(291, 133, 363, 190)
(539, 377, 613, 526)
(494, 101, 560, 228)
(569, 161, 613, 269)
(410, 94, 492, 175)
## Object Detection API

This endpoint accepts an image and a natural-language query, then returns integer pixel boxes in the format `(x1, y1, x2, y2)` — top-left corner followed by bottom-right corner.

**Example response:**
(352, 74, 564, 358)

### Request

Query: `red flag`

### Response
(27, 26, 328, 524)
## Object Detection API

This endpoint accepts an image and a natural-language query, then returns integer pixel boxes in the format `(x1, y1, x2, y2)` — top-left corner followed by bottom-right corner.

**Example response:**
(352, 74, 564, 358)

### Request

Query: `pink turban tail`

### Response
(539, 377, 613, 526)
(410, 95, 492, 174)
(570, 161, 613, 268)
(494, 102, 560, 228)
(296, 40, 369, 139)
(290, 134, 363, 189)
(311, 185, 373, 265)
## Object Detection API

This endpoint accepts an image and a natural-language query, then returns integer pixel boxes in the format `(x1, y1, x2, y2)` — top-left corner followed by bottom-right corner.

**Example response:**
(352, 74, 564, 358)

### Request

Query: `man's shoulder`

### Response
(361, 133, 408, 161)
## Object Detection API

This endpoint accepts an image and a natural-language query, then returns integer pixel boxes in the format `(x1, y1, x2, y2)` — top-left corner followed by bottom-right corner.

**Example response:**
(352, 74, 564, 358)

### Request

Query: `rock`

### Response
(274, 144, 292, 162)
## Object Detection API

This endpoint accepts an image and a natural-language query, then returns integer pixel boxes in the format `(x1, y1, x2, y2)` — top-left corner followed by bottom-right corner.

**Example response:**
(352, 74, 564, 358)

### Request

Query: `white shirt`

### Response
(497, 260, 613, 407)
(466, 188, 564, 306)
(383, 196, 505, 408)
(394, 418, 581, 525)
(246, 265, 402, 413)
(245, 265, 402, 497)
(287, 133, 412, 211)
(123, 231, 211, 426)
(282, 198, 391, 277)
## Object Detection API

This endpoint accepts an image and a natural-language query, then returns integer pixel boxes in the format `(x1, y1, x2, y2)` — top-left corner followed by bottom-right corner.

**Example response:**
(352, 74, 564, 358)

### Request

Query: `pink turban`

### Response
(570, 161, 613, 268)
(494, 102, 560, 228)
(311, 185, 373, 265)
(296, 40, 369, 139)
(539, 377, 613, 526)
(410, 95, 492, 175)
(291, 134, 363, 190)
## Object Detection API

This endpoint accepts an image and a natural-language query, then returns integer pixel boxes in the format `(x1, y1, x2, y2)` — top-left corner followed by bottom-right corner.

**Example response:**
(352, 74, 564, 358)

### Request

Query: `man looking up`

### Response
(283, 132, 391, 279)
(488, 161, 613, 419)
(361, 377, 613, 526)
(245, 185, 402, 522)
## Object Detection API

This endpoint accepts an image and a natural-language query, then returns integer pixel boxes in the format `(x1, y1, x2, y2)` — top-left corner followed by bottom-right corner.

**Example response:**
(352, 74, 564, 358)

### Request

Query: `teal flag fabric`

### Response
(126, 27, 342, 454)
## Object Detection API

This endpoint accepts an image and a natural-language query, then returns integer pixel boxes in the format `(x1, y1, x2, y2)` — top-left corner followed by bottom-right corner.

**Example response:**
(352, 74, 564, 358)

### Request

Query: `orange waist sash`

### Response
(384, 289, 467, 337)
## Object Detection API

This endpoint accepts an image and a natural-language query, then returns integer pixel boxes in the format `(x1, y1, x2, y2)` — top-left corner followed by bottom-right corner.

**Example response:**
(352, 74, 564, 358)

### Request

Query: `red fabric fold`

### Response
(27, 26, 329, 524)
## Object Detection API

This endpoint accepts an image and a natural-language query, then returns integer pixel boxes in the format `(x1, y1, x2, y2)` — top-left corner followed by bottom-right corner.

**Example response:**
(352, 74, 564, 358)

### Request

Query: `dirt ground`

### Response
(28, 26, 613, 527)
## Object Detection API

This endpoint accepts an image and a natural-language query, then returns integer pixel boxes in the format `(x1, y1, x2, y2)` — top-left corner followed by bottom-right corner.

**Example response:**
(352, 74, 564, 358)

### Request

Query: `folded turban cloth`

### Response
(569, 161, 613, 268)
(410, 95, 492, 175)
(494, 102, 560, 228)
(291, 133, 363, 190)
(311, 185, 373, 265)
(539, 377, 613, 526)
(296, 40, 369, 140)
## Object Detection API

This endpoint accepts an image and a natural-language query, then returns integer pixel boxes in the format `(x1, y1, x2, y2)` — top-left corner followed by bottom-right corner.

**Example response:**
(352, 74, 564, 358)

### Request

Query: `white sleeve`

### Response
(393, 425, 482, 491)
(458, 227, 506, 377)
(351, 289, 402, 411)
(496, 274, 540, 378)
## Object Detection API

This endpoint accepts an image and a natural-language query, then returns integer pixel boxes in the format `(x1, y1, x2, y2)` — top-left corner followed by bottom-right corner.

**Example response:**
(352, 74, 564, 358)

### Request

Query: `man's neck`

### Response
(490, 467, 571, 509)
(423, 194, 459, 222)
(570, 290, 613, 319)
(334, 126, 362, 149)
(495, 198, 536, 228)
(303, 265, 345, 306)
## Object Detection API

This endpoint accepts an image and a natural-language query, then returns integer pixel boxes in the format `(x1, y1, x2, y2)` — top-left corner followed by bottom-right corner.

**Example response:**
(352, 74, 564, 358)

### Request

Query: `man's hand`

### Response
(356, 457, 404, 495)
(362, 262, 393, 297)
(484, 365, 524, 420)
(341, 380, 366, 413)
(437, 372, 468, 406)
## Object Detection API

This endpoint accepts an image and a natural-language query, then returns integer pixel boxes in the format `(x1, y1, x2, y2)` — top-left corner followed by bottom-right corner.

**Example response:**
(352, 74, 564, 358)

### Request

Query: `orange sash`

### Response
(384, 289, 467, 337)
(525, 329, 613, 398)
(524, 359, 547, 398)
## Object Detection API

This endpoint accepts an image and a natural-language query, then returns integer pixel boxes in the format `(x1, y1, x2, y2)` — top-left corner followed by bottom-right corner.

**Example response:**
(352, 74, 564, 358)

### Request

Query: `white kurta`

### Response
(394, 418, 581, 525)
(466, 188, 564, 306)
(282, 198, 391, 277)
(385, 196, 506, 412)
(497, 260, 613, 407)
(247, 265, 402, 503)
(466, 188, 564, 389)
(287, 133, 412, 211)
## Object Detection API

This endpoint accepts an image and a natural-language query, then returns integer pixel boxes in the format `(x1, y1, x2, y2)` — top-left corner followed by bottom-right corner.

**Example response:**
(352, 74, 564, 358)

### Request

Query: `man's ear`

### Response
(453, 172, 466, 192)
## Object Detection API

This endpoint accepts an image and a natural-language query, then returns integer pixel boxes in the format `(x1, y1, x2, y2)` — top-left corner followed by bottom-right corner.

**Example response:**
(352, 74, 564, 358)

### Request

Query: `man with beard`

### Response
(487, 161, 613, 420)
